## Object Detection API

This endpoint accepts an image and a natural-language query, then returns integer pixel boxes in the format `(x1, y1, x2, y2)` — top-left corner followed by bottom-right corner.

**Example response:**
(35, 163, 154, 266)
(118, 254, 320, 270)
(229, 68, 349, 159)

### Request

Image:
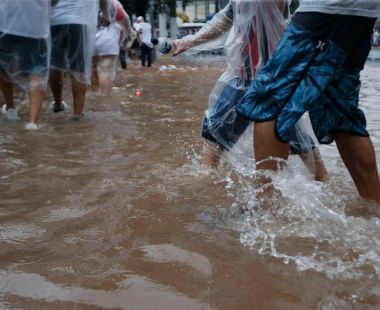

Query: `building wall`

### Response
(176, 0, 229, 22)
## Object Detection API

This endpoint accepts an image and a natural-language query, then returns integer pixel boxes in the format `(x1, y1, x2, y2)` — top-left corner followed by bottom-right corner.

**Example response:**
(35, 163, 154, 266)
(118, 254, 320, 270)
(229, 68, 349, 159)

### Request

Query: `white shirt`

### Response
(135, 22, 153, 48)
(94, 23, 123, 56)
(0, 0, 50, 38)
(297, 0, 380, 18)
(51, 0, 99, 26)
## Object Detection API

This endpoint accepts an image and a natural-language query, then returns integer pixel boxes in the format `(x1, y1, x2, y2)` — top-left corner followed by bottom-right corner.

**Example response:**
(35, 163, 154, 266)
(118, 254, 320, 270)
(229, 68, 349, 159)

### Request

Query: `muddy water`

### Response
(1, 57, 380, 309)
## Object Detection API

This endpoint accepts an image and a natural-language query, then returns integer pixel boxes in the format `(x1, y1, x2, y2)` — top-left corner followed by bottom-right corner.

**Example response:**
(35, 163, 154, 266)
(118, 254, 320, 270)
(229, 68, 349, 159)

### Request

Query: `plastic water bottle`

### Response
(153, 38, 175, 54)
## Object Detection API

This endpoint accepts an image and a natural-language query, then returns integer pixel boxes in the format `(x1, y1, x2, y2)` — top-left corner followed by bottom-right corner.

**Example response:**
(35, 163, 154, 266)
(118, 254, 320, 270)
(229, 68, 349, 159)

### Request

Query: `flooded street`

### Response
(1, 56, 380, 309)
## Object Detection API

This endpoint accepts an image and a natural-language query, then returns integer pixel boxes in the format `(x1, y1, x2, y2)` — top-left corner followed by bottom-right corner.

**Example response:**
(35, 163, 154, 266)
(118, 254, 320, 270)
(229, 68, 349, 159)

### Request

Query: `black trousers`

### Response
(140, 43, 152, 67)
(119, 48, 127, 69)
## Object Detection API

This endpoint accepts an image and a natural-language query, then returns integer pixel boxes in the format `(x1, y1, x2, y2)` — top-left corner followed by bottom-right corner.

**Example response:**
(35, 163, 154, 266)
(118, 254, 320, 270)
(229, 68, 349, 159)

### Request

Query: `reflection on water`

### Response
(1, 57, 380, 309)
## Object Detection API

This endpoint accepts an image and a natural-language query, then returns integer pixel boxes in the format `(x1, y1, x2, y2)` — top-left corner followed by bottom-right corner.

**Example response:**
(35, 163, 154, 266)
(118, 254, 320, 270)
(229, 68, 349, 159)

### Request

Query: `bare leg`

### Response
(312, 148, 329, 182)
(28, 90, 43, 124)
(334, 132, 380, 202)
(91, 56, 100, 92)
(201, 140, 224, 168)
(0, 77, 15, 109)
(49, 69, 63, 110)
(254, 120, 289, 170)
(98, 72, 112, 97)
(251, 121, 290, 210)
(97, 56, 116, 97)
(299, 148, 329, 182)
(71, 76, 86, 117)
(254, 121, 328, 182)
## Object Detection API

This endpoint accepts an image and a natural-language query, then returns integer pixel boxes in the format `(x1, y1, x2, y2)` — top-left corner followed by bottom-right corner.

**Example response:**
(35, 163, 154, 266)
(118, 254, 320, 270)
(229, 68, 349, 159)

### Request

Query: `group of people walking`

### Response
(0, 0, 134, 129)
(170, 0, 380, 207)
(2, 0, 380, 209)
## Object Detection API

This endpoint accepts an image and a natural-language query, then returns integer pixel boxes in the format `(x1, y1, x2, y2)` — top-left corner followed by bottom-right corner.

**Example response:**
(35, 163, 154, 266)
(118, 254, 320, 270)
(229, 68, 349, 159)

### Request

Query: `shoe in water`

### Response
(120, 60, 127, 69)
(69, 113, 85, 121)
(1, 105, 20, 121)
(49, 100, 68, 112)
(24, 122, 39, 130)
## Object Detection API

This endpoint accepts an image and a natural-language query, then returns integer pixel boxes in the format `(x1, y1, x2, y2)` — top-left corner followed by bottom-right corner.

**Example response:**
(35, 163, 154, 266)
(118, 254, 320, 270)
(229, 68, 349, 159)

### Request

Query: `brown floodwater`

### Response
(1, 56, 380, 309)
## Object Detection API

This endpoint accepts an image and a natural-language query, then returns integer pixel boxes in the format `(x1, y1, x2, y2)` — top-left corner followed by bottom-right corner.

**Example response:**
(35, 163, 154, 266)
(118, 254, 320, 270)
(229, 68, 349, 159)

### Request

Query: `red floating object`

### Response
(135, 89, 142, 96)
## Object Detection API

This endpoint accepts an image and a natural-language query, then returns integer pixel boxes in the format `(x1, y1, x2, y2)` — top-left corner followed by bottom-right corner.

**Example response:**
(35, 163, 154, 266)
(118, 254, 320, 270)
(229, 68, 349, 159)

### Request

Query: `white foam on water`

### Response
(215, 154, 380, 280)
(0, 223, 46, 244)
(42, 206, 92, 222)
(180, 134, 380, 280)
(175, 62, 380, 281)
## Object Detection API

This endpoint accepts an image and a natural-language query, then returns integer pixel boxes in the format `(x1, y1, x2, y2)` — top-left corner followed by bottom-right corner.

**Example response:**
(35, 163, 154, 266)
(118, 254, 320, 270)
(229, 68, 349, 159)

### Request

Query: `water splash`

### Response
(232, 163, 380, 280)
(183, 136, 380, 281)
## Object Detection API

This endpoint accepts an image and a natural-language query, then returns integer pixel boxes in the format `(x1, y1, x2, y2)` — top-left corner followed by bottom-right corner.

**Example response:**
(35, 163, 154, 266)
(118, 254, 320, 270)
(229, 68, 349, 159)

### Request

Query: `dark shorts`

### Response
(140, 43, 153, 51)
(202, 79, 315, 154)
(237, 13, 376, 144)
(202, 81, 250, 150)
(51, 24, 86, 74)
(0, 32, 48, 77)
(292, 12, 375, 71)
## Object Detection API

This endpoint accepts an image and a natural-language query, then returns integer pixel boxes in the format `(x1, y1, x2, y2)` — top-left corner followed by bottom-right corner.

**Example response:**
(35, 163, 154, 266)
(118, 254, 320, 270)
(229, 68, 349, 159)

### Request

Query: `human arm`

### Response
(113, 0, 135, 36)
(118, 12, 134, 36)
(99, 0, 111, 26)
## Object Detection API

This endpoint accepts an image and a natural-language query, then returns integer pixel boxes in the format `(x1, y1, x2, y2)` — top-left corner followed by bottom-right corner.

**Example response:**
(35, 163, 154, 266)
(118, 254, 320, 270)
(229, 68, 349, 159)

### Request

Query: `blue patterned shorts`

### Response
(202, 79, 315, 154)
(237, 14, 375, 144)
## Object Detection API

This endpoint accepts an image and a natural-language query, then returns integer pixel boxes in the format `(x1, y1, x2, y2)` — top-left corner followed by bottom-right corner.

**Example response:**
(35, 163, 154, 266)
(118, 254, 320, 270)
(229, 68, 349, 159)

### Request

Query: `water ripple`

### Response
(42, 206, 92, 222)
(0, 223, 45, 244)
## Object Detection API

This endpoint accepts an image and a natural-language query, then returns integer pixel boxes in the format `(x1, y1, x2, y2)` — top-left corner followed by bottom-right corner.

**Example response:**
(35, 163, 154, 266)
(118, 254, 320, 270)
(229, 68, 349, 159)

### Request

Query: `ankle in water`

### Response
(70, 113, 85, 121)
(49, 100, 68, 113)
(1, 105, 20, 121)
(24, 122, 39, 130)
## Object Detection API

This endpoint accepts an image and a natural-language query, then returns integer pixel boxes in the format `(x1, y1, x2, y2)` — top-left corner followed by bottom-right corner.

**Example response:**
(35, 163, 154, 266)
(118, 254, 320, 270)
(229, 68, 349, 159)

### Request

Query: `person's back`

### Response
(0, 0, 49, 39)
(297, 0, 380, 17)
(0, 0, 51, 128)
(51, 0, 96, 26)
(224, 0, 287, 81)
(49, 0, 105, 117)
(135, 16, 153, 67)
(136, 21, 153, 48)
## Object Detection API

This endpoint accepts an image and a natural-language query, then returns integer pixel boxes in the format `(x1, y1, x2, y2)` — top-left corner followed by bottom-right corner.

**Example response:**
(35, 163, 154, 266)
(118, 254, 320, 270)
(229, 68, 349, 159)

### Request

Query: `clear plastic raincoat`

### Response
(50, 0, 101, 84)
(0, 0, 51, 90)
(177, 0, 318, 166)
(93, 0, 124, 81)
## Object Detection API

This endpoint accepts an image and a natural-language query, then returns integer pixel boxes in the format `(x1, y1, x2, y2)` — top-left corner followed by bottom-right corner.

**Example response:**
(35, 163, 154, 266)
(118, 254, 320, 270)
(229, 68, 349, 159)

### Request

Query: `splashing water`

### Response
(2, 58, 380, 309)
(190, 132, 380, 281)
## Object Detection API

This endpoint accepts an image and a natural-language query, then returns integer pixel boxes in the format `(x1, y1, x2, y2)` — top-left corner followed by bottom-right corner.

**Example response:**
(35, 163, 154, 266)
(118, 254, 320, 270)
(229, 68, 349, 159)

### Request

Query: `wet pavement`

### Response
(1, 57, 380, 309)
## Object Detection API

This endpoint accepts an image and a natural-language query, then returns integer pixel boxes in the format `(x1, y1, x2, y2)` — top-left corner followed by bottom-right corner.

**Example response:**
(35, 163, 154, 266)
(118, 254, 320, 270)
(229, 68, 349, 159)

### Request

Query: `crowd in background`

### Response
(0, 0, 149, 130)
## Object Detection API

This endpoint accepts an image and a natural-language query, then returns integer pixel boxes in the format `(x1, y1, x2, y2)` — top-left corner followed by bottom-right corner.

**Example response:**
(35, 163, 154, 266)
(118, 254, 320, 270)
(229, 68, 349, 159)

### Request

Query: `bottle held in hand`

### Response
(151, 38, 175, 54)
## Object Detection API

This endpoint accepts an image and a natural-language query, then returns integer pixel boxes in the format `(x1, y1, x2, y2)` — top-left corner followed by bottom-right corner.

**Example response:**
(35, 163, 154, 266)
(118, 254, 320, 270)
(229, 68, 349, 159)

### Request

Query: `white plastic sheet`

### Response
(173, 0, 326, 179)
(0, 0, 51, 90)
(50, 0, 100, 84)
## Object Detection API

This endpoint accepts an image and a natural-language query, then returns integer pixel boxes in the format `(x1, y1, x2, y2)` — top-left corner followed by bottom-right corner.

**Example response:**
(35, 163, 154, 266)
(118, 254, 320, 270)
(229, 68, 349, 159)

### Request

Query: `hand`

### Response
(172, 39, 192, 57)
(124, 32, 136, 49)
(100, 17, 110, 27)
(129, 30, 137, 41)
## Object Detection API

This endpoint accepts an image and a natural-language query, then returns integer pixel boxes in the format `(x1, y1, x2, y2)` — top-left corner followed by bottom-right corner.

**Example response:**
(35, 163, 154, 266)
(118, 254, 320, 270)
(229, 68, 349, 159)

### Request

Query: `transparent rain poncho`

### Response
(94, 0, 128, 56)
(0, 0, 51, 90)
(50, 0, 101, 84)
(176, 0, 323, 177)
(93, 0, 124, 81)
